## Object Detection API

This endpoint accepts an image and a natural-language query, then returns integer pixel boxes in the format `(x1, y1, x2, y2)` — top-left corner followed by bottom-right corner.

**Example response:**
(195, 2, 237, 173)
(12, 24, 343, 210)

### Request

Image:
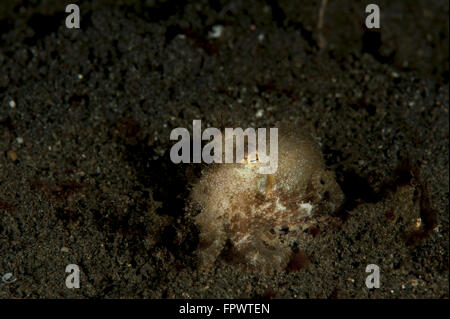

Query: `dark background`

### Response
(0, 0, 448, 298)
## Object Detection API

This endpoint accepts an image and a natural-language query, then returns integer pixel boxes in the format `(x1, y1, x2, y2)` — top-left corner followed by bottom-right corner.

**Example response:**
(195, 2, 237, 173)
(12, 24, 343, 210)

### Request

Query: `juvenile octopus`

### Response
(187, 123, 344, 271)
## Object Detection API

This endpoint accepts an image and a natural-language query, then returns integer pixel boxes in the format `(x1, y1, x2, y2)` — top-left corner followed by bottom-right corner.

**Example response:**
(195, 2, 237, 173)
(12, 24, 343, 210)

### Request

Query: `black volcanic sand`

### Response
(0, 0, 448, 298)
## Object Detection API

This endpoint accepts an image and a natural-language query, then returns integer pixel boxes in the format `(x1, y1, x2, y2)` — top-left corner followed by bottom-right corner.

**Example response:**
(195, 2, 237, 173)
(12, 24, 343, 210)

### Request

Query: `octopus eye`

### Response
(247, 153, 259, 164)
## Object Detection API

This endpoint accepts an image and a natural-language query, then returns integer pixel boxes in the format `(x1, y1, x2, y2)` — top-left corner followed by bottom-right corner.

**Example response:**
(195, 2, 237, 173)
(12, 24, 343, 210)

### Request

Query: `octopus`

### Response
(187, 123, 344, 271)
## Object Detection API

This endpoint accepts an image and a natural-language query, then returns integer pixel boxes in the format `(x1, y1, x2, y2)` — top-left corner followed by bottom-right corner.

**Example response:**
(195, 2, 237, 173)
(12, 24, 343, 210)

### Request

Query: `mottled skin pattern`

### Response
(188, 125, 344, 271)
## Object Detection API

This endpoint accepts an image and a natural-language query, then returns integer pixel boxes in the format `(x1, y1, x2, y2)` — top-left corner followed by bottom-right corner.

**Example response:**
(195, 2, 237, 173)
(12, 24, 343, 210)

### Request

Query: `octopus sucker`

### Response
(188, 123, 344, 271)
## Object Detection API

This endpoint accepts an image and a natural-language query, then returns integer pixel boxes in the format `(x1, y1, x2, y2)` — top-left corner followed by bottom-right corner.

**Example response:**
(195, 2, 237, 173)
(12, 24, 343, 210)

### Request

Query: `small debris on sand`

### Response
(7, 150, 18, 161)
